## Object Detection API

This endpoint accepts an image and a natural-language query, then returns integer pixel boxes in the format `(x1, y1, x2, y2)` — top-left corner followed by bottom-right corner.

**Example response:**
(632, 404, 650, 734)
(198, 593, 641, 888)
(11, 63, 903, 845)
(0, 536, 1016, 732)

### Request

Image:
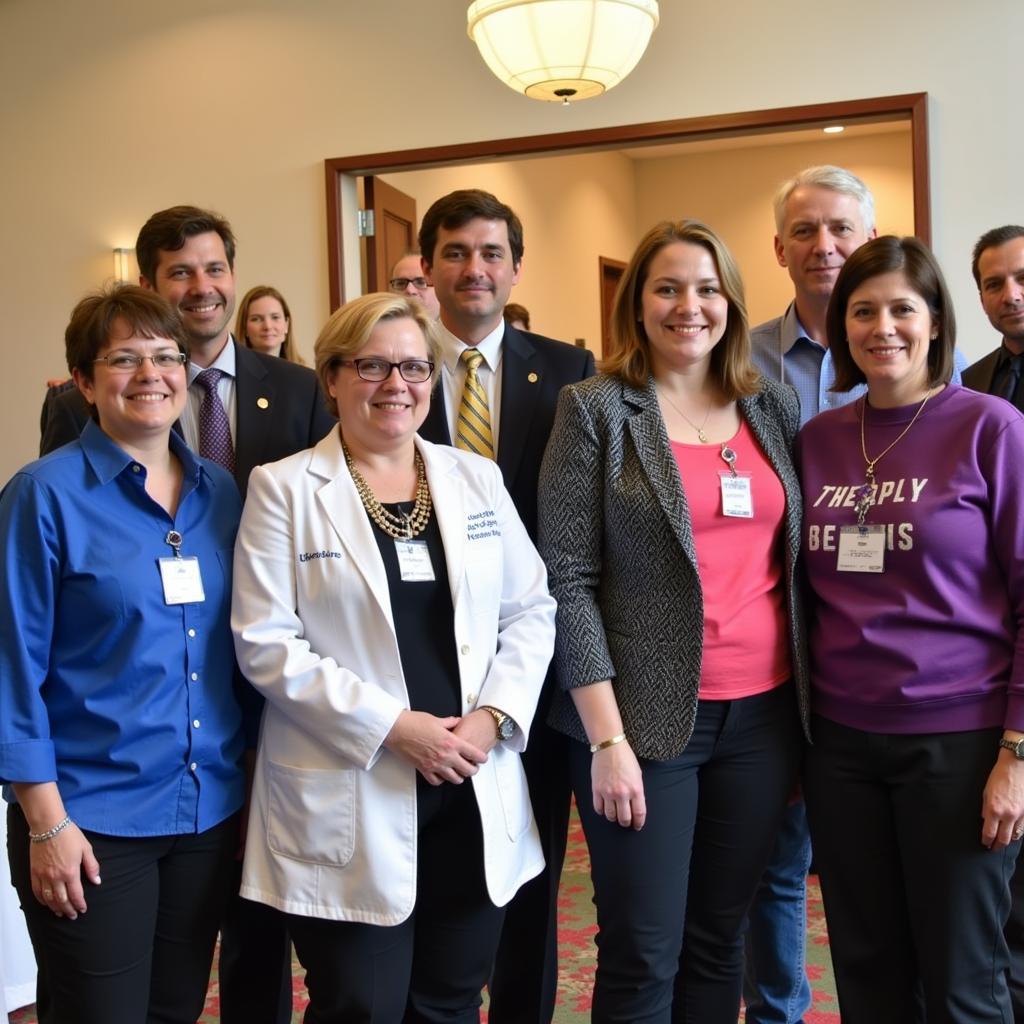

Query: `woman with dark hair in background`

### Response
(799, 235, 1024, 1022)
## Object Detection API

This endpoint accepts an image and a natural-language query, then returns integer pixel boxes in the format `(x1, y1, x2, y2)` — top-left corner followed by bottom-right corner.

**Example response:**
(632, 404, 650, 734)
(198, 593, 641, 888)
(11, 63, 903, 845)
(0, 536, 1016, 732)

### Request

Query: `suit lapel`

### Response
(623, 379, 698, 570)
(497, 326, 540, 488)
(419, 389, 452, 447)
(233, 342, 275, 490)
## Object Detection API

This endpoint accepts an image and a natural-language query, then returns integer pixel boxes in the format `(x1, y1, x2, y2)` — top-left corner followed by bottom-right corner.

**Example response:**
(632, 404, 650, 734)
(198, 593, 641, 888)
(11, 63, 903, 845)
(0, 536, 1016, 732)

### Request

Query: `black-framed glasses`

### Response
(93, 351, 187, 372)
(337, 357, 434, 383)
(388, 277, 429, 292)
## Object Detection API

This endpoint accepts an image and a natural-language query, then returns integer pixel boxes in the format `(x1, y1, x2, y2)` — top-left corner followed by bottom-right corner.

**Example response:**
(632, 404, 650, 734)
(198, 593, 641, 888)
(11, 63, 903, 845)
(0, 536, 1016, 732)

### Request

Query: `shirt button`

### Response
(191, 672, 199, 681)
(460, 644, 470, 655)
(132, 464, 141, 473)
(188, 628, 196, 638)
(466, 692, 476, 704)
(190, 762, 198, 772)
(193, 719, 201, 728)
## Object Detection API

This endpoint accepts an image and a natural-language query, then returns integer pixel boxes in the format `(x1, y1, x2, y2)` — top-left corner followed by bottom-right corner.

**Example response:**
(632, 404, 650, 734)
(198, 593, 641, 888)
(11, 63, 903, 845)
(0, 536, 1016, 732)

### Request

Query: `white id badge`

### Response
(395, 539, 435, 582)
(158, 557, 206, 604)
(719, 472, 754, 518)
(837, 525, 885, 573)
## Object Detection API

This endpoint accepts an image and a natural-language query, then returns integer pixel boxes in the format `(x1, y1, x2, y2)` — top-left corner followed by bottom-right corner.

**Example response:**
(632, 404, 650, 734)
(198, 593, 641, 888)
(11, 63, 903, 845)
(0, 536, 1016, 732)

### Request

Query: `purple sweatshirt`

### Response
(796, 384, 1024, 734)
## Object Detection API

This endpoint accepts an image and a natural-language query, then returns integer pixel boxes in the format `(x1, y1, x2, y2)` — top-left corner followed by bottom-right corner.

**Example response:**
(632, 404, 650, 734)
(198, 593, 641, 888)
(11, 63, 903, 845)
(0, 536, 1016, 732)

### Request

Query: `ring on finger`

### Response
(42, 889, 53, 898)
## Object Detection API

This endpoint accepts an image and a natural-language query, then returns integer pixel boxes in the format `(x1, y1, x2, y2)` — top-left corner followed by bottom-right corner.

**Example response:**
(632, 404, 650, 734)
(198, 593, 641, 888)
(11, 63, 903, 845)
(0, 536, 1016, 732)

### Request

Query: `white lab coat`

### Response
(232, 428, 554, 924)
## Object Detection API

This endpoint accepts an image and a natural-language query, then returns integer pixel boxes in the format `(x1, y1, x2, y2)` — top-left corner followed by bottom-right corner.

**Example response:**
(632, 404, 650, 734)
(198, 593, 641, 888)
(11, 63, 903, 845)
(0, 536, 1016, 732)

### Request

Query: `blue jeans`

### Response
(742, 799, 812, 1024)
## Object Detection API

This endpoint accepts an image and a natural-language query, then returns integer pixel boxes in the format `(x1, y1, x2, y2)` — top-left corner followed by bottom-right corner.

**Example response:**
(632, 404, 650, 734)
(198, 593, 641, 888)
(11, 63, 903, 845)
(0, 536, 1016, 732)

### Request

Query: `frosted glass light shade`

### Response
(467, 0, 660, 103)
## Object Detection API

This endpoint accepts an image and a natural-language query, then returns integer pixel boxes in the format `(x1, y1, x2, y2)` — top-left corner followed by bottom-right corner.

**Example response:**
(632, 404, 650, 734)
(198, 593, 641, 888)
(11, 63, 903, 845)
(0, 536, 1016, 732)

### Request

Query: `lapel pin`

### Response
(257, 397, 270, 410)
(527, 372, 539, 383)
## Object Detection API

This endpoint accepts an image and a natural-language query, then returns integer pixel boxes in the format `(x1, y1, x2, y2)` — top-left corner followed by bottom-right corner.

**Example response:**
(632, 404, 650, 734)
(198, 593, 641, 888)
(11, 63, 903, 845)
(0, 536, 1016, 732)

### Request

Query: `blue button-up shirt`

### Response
(751, 303, 967, 428)
(0, 421, 244, 836)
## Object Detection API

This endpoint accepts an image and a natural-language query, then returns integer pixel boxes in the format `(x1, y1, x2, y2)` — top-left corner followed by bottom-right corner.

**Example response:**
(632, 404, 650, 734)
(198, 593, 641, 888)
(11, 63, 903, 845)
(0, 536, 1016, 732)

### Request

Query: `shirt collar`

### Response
(437, 320, 505, 374)
(187, 334, 237, 385)
(779, 302, 824, 356)
(79, 417, 206, 488)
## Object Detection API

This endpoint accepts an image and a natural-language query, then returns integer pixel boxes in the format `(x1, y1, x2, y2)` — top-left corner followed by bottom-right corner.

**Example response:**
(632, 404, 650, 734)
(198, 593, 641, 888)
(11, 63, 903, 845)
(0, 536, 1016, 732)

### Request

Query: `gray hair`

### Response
(773, 164, 876, 236)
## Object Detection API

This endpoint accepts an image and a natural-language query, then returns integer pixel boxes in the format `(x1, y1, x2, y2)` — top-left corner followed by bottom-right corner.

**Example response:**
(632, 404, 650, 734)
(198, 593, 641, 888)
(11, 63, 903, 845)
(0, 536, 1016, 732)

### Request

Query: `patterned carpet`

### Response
(10, 808, 838, 1023)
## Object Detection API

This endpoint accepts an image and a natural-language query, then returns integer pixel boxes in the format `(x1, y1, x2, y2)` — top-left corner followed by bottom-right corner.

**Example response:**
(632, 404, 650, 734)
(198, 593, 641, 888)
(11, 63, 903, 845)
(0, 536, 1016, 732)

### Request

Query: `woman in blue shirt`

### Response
(0, 285, 244, 1024)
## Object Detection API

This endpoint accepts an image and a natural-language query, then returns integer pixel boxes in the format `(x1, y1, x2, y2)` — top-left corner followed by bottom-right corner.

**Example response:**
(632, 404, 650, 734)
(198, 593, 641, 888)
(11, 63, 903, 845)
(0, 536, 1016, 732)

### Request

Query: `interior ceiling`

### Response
(621, 120, 910, 160)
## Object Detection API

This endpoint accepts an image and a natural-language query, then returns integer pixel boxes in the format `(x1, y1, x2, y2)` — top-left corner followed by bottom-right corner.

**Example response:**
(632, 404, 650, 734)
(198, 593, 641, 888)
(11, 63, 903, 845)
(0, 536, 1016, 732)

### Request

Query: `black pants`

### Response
(573, 683, 802, 1024)
(7, 805, 236, 1024)
(287, 776, 505, 1023)
(804, 716, 1016, 1024)
(218, 866, 294, 1024)
(486, 716, 572, 1024)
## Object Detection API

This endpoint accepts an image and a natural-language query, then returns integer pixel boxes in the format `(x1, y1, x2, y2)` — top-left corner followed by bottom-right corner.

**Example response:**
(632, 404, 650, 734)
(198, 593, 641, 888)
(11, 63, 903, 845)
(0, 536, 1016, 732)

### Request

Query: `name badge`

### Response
(719, 472, 753, 518)
(158, 557, 207, 604)
(395, 539, 435, 582)
(837, 525, 885, 573)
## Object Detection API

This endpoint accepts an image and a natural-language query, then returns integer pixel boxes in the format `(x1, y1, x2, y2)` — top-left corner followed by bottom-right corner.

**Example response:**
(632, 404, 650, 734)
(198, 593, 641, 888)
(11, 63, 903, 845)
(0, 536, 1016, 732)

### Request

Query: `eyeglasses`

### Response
(337, 357, 434, 383)
(93, 351, 187, 372)
(388, 277, 429, 292)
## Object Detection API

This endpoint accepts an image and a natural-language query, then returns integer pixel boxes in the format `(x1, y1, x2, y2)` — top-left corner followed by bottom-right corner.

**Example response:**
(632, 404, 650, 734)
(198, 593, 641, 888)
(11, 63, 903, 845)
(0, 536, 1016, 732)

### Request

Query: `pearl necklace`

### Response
(342, 442, 432, 539)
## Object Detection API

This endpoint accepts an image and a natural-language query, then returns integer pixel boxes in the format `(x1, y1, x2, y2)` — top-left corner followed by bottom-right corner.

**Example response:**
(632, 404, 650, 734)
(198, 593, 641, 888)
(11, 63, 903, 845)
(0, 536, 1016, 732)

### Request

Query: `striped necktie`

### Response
(455, 348, 494, 459)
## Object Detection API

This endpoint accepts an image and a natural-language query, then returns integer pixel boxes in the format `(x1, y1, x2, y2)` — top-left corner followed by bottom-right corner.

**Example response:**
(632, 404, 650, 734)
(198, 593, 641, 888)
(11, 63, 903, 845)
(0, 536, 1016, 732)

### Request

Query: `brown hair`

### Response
(235, 285, 304, 364)
(419, 189, 524, 268)
(827, 235, 956, 392)
(602, 220, 760, 399)
(971, 224, 1024, 287)
(314, 293, 442, 417)
(135, 205, 236, 285)
(66, 284, 187, 380)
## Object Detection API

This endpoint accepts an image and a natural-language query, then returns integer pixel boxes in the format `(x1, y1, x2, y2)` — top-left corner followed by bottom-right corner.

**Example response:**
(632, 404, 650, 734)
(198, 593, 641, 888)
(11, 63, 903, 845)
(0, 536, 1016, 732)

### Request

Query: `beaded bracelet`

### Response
(29, 815, 72, 844)
(589, 733, 626, 754)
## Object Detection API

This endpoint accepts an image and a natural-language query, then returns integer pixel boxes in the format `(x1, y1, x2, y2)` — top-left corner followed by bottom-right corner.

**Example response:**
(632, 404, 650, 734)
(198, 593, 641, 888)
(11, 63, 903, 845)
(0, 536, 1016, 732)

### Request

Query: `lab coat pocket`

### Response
(265, 761, 356, 866)
(493, 747, 532, 842)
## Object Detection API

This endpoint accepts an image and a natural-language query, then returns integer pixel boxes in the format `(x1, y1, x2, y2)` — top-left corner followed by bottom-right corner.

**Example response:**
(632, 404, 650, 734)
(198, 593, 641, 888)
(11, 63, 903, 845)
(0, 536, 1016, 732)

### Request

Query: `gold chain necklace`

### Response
(342, 442, 432, 539)
(658, 388, 712, 443)
(852, 389, 935, 525)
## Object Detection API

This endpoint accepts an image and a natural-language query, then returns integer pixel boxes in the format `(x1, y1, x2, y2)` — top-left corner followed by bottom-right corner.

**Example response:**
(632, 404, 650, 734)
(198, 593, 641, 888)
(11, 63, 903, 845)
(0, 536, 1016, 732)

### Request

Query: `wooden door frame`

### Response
(324, 93, 930, 310)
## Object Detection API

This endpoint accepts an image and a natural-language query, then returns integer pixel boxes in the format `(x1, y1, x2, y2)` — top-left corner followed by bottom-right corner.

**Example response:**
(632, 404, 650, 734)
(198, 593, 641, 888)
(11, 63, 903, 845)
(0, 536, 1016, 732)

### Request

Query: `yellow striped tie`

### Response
(456, 348, 495, 459)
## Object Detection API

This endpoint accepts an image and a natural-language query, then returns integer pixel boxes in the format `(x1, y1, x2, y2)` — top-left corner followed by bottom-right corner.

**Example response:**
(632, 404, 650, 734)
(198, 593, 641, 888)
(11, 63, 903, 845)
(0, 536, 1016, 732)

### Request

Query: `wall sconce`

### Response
(467, 0, 660, 104)
(113, 247, 134, 284)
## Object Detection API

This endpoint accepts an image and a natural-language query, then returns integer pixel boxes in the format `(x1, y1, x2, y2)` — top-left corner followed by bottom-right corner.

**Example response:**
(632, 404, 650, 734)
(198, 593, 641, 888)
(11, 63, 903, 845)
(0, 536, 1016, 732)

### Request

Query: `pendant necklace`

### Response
(659, 388, 712, 443)
(852, 389, 935, 526)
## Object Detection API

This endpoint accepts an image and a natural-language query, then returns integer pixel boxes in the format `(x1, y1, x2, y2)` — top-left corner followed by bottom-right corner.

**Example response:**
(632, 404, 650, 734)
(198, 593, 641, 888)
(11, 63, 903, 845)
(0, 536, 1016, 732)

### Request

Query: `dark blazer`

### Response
(39, 341, 336, 497)
(963, 349, 1001, 394)
(418, 325, 595, 540)
(538, 373, 811, 761)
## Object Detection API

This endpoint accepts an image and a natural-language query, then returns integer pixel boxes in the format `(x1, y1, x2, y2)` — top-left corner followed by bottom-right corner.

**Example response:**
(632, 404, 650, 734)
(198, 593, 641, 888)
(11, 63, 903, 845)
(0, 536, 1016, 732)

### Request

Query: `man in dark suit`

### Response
(964, 223, 1024, 1024)
(964, 225, 1024, 414)
(417, 189, 595, 1023)
(40, 205, 335, 1024)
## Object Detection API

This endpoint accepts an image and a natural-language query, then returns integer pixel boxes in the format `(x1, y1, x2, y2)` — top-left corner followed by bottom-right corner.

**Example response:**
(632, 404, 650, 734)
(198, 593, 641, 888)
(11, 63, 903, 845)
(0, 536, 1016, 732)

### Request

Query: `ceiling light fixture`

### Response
(823, 125, 845, 134)
(467, 0, 660, 105)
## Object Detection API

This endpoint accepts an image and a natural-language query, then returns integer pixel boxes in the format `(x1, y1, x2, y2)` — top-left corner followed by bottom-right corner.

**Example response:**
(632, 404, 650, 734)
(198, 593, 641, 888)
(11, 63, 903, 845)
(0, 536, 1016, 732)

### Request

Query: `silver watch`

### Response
(999, 737, 1024, 759)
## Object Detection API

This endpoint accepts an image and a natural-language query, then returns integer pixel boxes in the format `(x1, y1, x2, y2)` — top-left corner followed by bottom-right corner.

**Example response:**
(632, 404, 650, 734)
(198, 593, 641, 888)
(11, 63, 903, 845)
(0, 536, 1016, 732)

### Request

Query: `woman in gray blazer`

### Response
(539, 220, 811, 1024)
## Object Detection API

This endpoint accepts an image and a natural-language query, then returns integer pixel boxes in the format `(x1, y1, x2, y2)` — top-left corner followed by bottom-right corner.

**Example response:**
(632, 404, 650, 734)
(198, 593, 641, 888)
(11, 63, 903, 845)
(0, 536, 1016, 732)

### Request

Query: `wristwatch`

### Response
(480, 705, 515, 741)
(999, 737, 1024, 759)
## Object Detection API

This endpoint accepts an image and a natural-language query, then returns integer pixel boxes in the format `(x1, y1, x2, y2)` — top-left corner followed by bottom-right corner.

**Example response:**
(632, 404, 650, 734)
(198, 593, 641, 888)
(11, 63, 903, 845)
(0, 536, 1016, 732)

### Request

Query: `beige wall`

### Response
(633, 131, 914, 326)
(381, 149, 638, 351)
(2, 0, 1021, 482)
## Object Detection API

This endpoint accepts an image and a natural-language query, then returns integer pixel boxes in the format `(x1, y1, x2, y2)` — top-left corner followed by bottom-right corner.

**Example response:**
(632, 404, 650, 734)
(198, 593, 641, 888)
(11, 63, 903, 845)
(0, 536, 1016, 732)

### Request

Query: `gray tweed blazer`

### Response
(538, 373, 811, 761)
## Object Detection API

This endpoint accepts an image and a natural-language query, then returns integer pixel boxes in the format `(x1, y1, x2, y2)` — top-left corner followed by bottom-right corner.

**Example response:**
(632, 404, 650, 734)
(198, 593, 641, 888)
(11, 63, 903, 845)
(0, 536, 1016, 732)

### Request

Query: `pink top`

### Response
(670, 419, 791, 700)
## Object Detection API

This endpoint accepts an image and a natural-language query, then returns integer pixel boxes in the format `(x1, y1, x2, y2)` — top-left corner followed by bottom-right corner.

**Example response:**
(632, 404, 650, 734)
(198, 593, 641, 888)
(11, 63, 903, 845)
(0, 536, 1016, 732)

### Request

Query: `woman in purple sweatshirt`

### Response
(797, 235, 1024, 1024)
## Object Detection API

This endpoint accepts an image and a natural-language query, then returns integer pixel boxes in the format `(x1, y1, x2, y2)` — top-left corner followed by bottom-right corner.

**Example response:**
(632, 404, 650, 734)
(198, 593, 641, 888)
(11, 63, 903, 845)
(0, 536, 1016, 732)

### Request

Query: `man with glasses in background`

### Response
(389, 250, 440, 319)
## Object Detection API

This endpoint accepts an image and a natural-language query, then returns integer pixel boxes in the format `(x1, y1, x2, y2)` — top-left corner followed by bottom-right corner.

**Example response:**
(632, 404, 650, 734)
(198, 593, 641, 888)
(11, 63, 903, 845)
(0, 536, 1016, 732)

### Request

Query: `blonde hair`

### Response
(314, 293, 442, 417)
(602, 220, 760, 399)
